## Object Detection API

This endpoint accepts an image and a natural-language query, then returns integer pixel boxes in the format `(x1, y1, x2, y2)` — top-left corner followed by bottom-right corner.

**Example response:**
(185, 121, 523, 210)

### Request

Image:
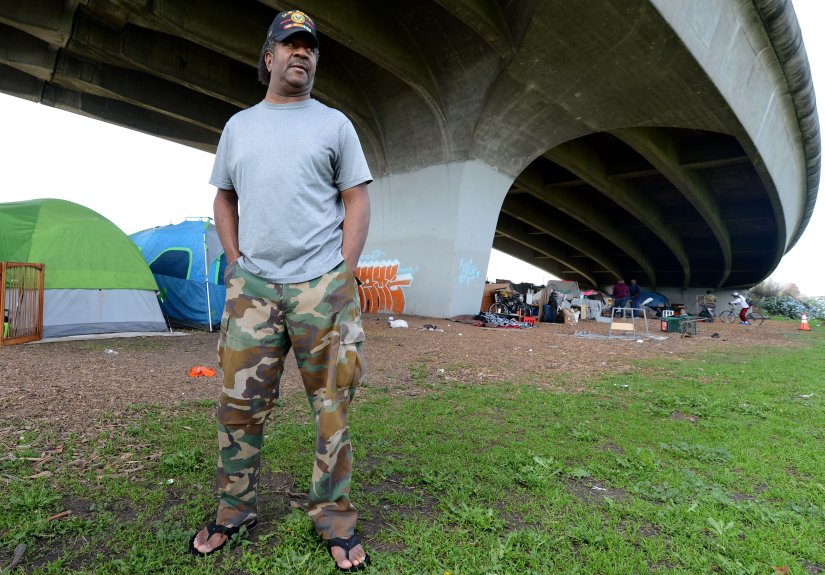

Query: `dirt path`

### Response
(0, 314, 807, 439)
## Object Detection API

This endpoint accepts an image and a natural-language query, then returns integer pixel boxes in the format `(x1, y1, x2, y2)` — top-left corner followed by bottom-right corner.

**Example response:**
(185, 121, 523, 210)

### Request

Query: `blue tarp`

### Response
(131, 219, 226, 330)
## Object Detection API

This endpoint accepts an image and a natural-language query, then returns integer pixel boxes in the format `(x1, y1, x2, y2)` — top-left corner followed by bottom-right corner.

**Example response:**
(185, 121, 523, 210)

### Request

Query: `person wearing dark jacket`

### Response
(612, 279, 629, 309)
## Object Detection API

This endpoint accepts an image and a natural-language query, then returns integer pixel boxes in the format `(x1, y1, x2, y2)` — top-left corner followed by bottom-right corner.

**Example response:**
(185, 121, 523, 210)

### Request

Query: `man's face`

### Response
(266, 34, 317, 97)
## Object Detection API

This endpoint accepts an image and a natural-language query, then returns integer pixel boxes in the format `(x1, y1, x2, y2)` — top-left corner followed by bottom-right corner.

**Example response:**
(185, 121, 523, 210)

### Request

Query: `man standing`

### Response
(612, 278, 629, 310)
(189, 10, 372, 571)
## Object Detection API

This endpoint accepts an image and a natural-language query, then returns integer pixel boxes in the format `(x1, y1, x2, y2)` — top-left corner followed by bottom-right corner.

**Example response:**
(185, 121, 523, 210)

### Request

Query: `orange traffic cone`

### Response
(799, 312, 811, 331)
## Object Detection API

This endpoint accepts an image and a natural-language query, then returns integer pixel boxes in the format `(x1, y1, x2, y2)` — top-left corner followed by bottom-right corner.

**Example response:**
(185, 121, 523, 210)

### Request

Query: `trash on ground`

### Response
(389, 319, 409, 328)
(421, 324, 444, 332)
(189, 366, 217, 377)
(473, 312, 536, 328)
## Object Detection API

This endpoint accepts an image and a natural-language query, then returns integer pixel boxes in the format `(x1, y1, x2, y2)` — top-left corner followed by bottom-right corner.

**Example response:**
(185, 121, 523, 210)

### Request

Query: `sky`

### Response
(0, 0, 822, 296)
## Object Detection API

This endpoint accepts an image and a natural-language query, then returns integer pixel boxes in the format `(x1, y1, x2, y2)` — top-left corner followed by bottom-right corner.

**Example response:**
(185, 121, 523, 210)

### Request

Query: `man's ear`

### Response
(265, 51, 273, 71)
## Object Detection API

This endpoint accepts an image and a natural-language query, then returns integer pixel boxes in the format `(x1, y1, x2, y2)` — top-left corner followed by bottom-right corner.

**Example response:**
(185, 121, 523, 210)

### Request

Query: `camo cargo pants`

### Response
(214, 260, 365, 540)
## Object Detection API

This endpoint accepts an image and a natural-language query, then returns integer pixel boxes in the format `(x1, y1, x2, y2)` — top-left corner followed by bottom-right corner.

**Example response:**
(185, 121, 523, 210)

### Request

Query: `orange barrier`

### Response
(799, 312, 811, 331)
(1, 262, 45, 347)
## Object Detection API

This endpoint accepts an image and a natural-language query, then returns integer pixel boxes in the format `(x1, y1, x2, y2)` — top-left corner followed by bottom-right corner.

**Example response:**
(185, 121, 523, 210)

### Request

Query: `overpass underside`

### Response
(0, 0, 819, 317)
(497, 128, 775, 290)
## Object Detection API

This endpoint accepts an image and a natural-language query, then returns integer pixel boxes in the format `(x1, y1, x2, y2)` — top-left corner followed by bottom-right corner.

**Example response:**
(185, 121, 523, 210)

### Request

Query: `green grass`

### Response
(2, 332, 824, 574)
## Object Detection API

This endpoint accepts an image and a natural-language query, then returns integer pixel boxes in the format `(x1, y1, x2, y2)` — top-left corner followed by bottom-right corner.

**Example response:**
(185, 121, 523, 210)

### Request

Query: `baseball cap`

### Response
(266, 10, 318, 47)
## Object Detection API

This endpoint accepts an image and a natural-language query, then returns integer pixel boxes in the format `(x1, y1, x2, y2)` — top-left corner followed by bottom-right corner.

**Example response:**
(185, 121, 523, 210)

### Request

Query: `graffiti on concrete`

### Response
(356, 258, 413, 314)
(458, 258, 481, 285)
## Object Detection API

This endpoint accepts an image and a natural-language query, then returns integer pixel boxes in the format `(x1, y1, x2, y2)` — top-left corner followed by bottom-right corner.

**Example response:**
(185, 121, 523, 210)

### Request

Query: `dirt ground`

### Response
(0, 313, 810, 438)
(0, 313, 817, 570)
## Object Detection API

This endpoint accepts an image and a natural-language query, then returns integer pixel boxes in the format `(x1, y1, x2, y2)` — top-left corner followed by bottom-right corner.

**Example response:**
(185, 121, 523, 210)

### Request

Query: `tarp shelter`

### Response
(0, 198, 167, 338)
(534, 280, 582, 321)
(130, 219, 226, 331)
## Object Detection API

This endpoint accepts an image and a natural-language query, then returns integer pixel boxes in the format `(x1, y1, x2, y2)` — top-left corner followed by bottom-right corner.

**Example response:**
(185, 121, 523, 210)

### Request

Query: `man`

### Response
(189, 10, 372, 571)
(612, 278, 629, 310)
(702, 289, 717, 317)
(729, 291, 751, 324)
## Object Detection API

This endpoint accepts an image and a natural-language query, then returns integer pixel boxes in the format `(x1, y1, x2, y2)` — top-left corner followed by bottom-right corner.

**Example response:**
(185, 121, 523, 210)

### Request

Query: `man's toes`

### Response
(349, 544, 366, 565)
(194, 531, 226, 554)
(330, 546, 353, 569)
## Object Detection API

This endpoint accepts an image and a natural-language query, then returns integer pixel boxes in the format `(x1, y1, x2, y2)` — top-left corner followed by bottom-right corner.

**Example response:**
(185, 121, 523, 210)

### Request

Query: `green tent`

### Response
(0, 198, 167, 337)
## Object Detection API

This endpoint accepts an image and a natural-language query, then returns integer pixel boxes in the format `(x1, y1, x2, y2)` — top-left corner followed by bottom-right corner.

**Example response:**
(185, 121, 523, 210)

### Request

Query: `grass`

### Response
(1, 331, 824, 574)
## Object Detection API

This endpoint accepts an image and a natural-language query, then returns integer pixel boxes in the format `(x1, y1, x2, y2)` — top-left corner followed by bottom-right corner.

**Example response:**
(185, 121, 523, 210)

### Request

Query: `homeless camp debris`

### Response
(465, 278, 709, 339)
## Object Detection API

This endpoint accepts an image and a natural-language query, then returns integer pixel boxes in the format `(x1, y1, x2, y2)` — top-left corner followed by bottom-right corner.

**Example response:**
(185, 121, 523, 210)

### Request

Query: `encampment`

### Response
(130, 219, 226, 331)
(0, 198, 167, 338)
(533, 280, 582, 322)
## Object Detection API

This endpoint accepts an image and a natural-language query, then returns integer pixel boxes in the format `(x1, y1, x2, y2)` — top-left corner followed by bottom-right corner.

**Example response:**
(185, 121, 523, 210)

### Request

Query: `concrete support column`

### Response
(357, 160, 514, 318)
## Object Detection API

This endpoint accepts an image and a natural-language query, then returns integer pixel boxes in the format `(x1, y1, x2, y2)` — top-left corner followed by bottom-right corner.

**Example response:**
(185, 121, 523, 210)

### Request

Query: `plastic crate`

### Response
(661, 315, 695, 333)
(662, 316, 684, 332)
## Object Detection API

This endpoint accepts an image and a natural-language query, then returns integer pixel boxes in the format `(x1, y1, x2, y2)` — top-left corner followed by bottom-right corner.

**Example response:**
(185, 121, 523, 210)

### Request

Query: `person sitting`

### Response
(702, 289, 717, 317)
(729, 291, 750, 324)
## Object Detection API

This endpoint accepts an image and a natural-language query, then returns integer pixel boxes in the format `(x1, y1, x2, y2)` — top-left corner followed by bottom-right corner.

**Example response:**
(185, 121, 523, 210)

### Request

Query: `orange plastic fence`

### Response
(1, 262, 45, 347)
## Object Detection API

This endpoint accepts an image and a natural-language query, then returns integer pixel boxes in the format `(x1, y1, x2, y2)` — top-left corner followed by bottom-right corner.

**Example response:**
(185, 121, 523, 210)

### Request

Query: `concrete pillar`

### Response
(357, 160, 514, 318)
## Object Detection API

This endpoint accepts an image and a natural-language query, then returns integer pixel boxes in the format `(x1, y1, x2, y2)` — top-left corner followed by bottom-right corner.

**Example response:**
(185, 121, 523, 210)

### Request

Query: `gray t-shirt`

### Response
(209, 99, 372, 283)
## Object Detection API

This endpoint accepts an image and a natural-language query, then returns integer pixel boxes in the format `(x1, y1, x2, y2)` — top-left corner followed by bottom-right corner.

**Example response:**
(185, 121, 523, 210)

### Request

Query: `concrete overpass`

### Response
(1, 0, 819, 317)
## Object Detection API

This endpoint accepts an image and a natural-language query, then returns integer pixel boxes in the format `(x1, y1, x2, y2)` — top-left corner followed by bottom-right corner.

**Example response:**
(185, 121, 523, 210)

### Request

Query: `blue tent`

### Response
(130, 219, 227, 331)
(636, 290, 670, 309)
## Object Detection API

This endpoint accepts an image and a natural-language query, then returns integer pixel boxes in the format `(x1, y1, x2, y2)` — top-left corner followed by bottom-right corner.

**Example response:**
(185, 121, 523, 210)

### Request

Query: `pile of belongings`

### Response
(473, 312, 536, 328)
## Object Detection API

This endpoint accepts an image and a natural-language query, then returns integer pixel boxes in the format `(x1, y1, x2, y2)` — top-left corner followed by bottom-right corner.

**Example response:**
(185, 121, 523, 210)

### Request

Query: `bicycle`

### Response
(488, 288, 528, 316)
(718, 304, 765, 325)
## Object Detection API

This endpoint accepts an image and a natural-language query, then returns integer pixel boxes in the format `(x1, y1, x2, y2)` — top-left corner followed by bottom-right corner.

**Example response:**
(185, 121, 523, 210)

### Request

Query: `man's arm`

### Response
(340, 183, 370, 273)
(214, 188, 241, 264)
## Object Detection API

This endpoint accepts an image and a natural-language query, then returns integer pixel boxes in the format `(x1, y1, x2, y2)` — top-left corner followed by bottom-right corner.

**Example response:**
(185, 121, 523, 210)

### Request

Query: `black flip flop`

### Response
(325, 534, 371, 572)
(188, 519, 258, 557)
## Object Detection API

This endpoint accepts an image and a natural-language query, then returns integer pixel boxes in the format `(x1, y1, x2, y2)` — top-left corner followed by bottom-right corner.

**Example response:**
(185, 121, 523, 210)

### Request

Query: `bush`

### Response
(759, 295, 825, 320)
(751, 280, 802, 300)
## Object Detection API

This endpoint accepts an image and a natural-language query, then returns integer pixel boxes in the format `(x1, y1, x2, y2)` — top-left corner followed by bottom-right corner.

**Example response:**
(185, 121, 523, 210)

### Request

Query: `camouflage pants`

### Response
(215, 260, 365, 540)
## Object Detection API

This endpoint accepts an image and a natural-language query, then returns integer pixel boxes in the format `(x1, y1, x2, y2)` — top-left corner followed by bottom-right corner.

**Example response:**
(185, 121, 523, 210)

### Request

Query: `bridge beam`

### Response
(491, 237, 580, 284)
(431, 0, 513, 57)
(495, 216, 597, 286)
(612, 127, 733, 287)
(514, 163, 657, 285)
(545, 140, 692, 287)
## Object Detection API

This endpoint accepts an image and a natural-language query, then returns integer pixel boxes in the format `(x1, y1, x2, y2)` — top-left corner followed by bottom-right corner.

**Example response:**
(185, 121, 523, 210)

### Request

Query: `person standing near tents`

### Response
(612, 278, 629, 309)
(189, 10, 372, 572)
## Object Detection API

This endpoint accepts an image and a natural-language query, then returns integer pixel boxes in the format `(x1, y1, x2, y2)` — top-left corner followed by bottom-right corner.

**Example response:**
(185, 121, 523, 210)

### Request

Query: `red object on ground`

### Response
(189, 366, 217, 377)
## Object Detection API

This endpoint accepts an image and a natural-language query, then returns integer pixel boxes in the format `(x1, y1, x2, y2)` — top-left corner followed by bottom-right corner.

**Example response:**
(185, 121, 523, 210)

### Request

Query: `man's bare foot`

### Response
(325, 535, 370, 571)
(188, 521, 257, 557)
(330, 542, 367, 569)
(192, 527, 228, 555)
